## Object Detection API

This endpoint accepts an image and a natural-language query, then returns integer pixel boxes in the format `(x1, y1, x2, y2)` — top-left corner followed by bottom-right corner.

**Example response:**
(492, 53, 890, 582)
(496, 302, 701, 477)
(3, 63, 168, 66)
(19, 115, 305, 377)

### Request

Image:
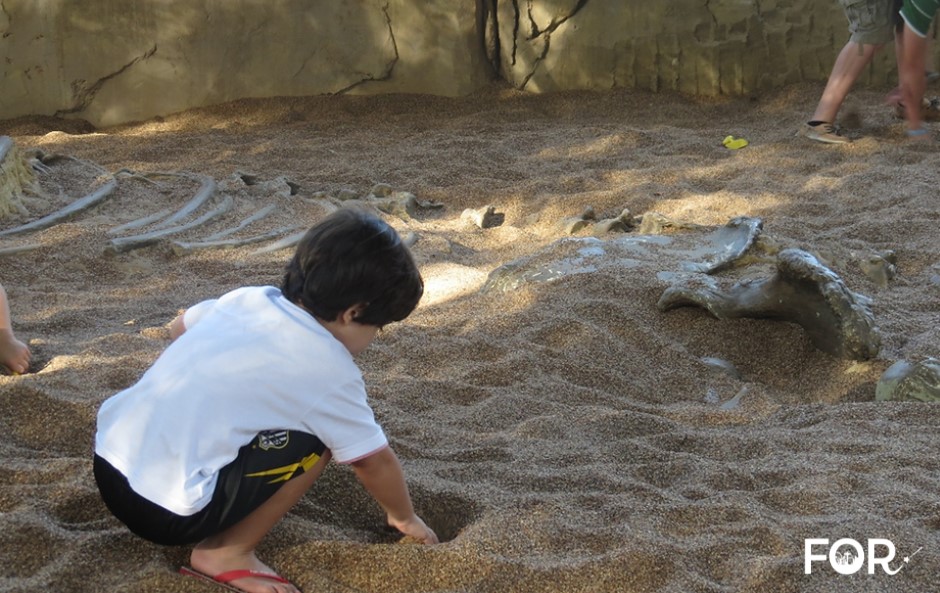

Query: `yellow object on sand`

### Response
(722, 135, 749, 149)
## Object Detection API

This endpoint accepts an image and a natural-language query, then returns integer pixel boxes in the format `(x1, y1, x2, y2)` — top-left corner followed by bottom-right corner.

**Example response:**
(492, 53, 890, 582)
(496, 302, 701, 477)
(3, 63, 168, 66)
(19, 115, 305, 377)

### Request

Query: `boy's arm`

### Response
(167, 310, 187, 341)
(351, 446, 439, 544)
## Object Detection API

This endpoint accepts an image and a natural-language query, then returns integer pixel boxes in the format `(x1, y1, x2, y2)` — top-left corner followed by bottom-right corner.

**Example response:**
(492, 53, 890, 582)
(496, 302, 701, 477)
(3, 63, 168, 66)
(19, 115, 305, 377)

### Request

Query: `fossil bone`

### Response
(657, 248, 881, 360)
(106, 195, 234, 254)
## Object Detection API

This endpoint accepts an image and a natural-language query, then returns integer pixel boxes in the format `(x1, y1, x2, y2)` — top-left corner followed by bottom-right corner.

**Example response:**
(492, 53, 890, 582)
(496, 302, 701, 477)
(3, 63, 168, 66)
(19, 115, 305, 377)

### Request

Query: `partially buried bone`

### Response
(876, 358, 940, 402)
(106, 195, 234, 254)
(637, 211, 703, 235)
(462, 204, 505, 229)
(657, 248, 881, 360)
(338, 191, 443, 222)
(592, 209, 634, 236)
(558, 206, 596, 235)
(482, 217, 765, 295)
(171, 225, 302, 256)
(678, 216, 763, 274)
(0, 178, 117, 238)
(858, 250, 897, 288)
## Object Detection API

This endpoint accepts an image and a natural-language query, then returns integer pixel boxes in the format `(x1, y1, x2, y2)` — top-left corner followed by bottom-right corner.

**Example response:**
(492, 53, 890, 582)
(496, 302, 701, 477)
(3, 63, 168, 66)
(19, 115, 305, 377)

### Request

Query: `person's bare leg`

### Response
(0, 285, 30, 374)
(889, 27, 936, 103)
(190, 451, 332, 593)
(901, 24, 930, 135)
(812, 41, 881, 123)
(888, 27, 906, 105)
(928, 35, 935, 74)
(927, 21, 937, 78)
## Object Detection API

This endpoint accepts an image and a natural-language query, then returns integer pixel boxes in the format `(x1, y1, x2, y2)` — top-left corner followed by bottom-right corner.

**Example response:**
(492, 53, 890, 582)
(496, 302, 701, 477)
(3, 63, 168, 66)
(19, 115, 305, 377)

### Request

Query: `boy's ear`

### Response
(341, 303, 367, 324)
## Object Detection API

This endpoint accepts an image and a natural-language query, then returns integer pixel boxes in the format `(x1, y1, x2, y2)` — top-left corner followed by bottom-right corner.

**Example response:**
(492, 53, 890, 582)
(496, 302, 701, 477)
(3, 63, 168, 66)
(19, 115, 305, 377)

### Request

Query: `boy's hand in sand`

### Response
(389, 513, 439, 544)
(352, 447, 440, 545)
(0, 329, 30, 374)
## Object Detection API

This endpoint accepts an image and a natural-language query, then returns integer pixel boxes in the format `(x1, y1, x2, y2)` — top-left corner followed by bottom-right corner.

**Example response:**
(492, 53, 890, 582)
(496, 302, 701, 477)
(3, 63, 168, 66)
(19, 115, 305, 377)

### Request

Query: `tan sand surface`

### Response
(1, 83, 939, 592)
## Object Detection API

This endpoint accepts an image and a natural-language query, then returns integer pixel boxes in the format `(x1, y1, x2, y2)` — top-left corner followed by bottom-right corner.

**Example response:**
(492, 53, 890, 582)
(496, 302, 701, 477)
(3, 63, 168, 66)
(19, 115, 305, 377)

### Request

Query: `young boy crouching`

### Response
(94, 209, 438, 593)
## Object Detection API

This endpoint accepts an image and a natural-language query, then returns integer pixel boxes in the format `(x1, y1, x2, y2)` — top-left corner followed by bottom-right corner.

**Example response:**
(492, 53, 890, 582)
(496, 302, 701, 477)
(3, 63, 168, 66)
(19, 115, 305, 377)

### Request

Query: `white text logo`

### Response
(804, 538, 921, 575)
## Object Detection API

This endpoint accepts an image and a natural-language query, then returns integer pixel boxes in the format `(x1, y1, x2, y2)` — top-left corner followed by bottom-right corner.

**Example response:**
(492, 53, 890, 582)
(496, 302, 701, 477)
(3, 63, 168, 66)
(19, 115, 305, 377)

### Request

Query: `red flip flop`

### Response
(179, 565, 297, 592)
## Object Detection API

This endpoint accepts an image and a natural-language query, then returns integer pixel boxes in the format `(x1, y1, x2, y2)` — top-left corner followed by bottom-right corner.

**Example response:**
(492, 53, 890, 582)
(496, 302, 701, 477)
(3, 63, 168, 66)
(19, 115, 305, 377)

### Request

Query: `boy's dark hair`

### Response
(281, 208, 423, 326)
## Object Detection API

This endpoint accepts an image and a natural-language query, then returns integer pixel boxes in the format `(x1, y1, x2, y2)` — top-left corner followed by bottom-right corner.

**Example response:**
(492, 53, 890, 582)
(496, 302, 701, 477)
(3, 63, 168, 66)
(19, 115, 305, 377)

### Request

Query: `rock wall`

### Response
(495, 0, 901, 94)
(0, 0, 917, 127)
(0, 0, 491, 127)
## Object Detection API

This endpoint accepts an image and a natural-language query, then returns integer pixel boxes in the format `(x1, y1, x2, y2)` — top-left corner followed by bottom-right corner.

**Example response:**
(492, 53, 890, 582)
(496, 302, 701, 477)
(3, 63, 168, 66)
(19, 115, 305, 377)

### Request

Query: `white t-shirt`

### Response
(95, 286, 387, 516)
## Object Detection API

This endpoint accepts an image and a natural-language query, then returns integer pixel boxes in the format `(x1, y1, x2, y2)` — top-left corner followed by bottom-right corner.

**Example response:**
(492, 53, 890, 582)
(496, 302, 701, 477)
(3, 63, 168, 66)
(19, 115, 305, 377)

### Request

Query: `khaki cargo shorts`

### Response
(840, 0, 898, 45)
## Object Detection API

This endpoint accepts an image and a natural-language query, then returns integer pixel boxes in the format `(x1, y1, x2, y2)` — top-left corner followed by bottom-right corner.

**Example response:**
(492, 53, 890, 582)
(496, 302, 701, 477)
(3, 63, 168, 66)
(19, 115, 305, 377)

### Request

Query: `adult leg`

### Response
(812, 41, 882, 123)
(190, 450, 332, 593)
(888, 19, 906, 105)
(804, 41, 883, 143)
(901, 23, 931, 133)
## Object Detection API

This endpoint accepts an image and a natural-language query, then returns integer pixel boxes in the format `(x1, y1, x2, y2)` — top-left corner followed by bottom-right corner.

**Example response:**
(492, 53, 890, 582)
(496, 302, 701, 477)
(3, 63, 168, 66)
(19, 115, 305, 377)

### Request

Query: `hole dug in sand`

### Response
(295, 463, 479, 544)
(408, 484, 481, 543)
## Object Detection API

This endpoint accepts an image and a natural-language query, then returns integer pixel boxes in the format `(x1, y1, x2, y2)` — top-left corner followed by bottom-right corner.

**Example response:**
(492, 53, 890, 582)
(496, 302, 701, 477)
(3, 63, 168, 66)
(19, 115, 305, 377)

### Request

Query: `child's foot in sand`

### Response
(189, 547, 299, 593)
(0, 329, 30, 374)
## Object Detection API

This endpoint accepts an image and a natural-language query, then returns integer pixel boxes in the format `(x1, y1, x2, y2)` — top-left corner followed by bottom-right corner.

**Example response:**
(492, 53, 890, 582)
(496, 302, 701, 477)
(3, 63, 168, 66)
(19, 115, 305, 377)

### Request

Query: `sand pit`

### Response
(1, 83, 939, 592)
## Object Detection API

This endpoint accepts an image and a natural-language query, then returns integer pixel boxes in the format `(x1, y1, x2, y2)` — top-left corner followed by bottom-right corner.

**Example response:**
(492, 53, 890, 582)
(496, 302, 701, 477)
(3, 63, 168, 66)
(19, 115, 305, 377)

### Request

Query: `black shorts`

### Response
(94, 430, 326, 545)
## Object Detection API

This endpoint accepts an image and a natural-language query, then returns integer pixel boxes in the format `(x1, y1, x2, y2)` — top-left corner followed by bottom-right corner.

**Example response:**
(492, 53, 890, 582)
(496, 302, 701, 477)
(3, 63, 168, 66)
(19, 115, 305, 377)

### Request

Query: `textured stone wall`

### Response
(495, 0, 903, 95)
(0, 0, 916, 127)
(0, 0, 491, 127)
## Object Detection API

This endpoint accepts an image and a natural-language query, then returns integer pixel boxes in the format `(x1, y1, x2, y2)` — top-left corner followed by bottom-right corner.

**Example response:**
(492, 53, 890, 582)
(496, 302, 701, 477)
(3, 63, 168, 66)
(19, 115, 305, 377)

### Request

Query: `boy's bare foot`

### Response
(189, 547, 300, 593)
(0, 329, 30, 374)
